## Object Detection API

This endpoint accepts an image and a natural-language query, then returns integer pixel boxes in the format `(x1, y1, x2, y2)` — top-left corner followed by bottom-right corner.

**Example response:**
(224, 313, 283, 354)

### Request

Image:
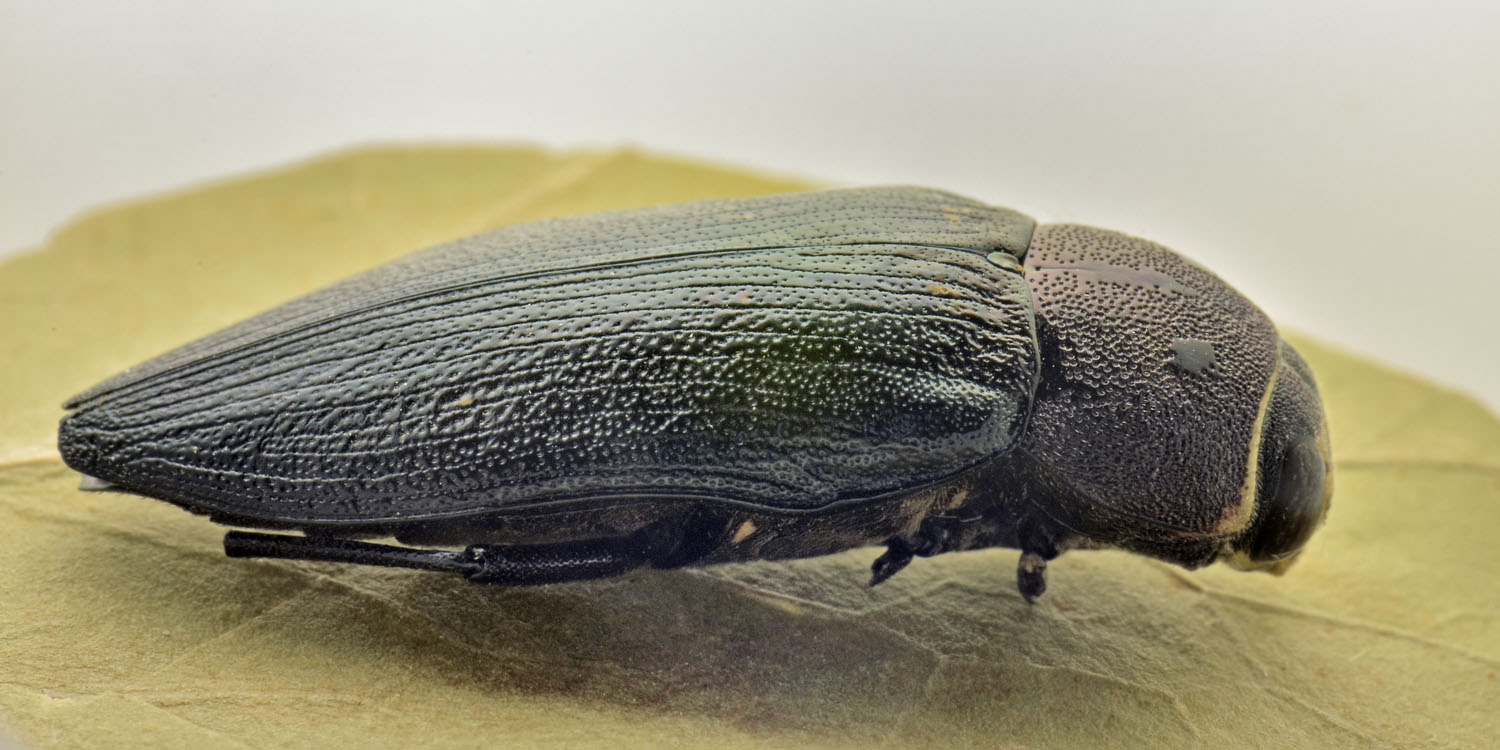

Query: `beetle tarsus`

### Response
(869, 541, 915, 587)
(1016, 552, 1048, 603)
(870, 514, 970, 587)
(1013, 519, 1064, 602)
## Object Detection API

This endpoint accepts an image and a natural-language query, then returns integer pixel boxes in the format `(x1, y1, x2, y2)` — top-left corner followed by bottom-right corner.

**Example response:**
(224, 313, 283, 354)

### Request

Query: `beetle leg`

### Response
(459, 534, 655, 585)
(462, 517, 723, 584)
(869, 540, 915, 587)
(225, 515, 724, 586)
(225, 531, 485, 575)
(1016, 522, 1061, 603)
(869, 514, 969, 587)
(1016, 552, 1049, 603)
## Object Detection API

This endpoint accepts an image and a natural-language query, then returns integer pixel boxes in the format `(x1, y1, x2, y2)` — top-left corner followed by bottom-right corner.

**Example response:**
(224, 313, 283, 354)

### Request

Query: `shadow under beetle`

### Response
(58, 187, 1332, 602)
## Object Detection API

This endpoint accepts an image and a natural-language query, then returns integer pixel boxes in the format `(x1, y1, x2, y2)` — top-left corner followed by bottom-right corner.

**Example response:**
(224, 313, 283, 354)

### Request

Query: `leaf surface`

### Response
(2, 146, 1496, 748)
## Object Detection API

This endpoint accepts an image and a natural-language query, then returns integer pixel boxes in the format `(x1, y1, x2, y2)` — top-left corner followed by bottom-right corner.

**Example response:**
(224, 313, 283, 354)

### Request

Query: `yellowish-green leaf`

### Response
(2, 147, 1496, 748)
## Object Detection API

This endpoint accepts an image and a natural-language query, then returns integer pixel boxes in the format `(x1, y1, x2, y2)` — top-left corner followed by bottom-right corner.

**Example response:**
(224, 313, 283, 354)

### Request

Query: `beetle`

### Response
(57, 187, 1331, 602)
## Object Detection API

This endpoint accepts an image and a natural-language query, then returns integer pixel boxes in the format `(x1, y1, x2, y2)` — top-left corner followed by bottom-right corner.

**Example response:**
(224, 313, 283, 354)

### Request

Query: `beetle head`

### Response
(1222, 342, 1332, 573)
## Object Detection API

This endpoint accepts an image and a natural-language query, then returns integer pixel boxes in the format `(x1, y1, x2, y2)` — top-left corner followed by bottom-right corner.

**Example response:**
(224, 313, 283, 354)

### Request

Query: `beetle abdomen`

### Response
(59, 188, 1040, 525)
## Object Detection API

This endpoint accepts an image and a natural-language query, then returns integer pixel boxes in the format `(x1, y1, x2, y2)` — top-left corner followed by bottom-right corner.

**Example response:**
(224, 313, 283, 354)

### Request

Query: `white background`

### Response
(3, 0, 1497, 411)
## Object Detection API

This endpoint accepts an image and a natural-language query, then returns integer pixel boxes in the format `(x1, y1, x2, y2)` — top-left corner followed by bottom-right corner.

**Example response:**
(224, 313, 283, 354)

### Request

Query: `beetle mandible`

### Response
(57, 187, 1332, 602)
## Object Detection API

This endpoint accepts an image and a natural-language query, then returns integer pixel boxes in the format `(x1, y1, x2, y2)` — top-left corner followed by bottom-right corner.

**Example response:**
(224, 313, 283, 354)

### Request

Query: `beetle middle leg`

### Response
(869, 514, 970, 586)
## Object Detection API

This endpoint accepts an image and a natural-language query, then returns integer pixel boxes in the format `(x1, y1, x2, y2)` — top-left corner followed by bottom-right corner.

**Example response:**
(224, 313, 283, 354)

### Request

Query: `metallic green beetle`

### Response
(56, 187, 1332, 602)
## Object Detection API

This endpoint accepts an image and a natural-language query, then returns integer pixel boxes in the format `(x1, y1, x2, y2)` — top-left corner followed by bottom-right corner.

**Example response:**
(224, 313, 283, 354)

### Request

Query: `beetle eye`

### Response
(1242, 436, 1327, 568)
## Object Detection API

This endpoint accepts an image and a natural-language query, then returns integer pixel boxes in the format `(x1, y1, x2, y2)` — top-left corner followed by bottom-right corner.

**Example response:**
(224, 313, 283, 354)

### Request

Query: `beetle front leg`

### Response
(869, 540, 915, 587)
(1016, 551, 1050, 603)
(1016, 521, 1061, 603)
(869, 514, 968, 586)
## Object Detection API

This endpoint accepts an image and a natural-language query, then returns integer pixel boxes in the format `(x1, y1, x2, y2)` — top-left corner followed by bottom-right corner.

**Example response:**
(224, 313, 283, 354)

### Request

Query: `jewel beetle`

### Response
(57, 187, 1332, 602)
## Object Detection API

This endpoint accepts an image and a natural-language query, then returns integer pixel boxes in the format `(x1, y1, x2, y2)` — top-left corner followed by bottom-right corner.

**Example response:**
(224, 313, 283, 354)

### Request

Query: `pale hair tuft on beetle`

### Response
(58, 187, 1331, 603)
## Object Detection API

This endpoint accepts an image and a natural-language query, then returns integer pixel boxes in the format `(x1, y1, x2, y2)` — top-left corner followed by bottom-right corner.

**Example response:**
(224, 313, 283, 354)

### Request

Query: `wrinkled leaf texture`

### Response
(2, 147, 1496, 749)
